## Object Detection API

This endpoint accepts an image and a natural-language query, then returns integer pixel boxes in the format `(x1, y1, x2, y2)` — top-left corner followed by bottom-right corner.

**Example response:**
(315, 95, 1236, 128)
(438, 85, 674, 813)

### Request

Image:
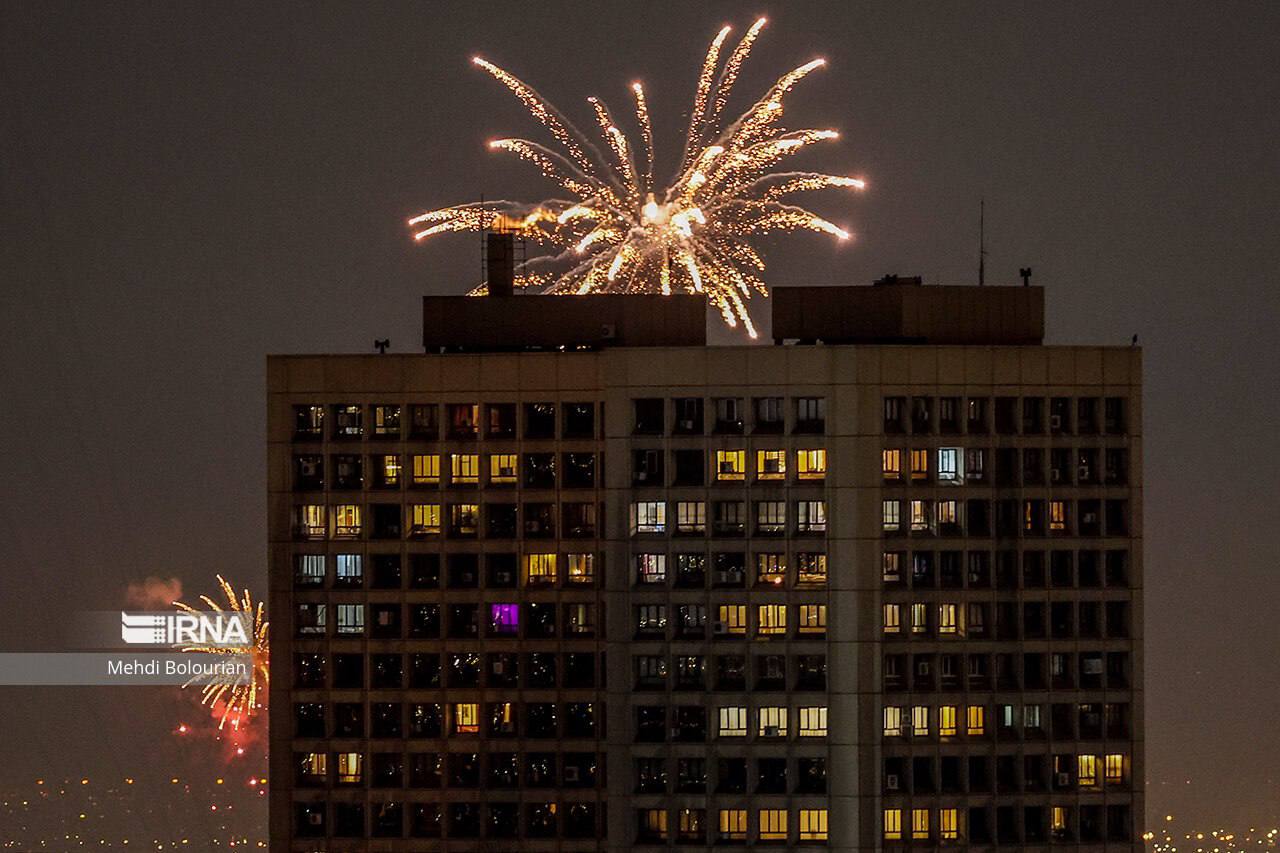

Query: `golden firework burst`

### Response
(409, 18, 865, 337)
(174, 575, 269, 731)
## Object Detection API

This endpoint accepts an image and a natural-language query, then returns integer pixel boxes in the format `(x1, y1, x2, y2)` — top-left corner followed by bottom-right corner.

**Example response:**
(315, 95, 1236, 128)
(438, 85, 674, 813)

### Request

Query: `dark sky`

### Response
(2, 0, 1278, 833)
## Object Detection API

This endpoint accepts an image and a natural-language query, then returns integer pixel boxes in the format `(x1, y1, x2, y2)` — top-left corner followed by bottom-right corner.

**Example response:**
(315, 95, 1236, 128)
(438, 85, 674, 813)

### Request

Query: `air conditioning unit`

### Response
(719, 461, 735, 473)
(1078, 465, 1092, 480)
(1057, 772, 1072, 787)
(1050, 414, 1063, 430)
(671, 727, 683, 739)
(713, 621, 729, 635)
(307, 811, 324, 826)
(679, 418, 696, 431)
(886, 773, 900, 791)
(1050, 468, 1064, 483)
(600, 323, 617, 340)
(763, 726, 780, 737)
(916, 661, 931, 675)
(498, 721, 515, 733)
(636, 471, 649, 482)
(900, 723, 913, 737)
(299, 459, 319, 477)
(564, 766, 581, 783)
(1082, 658, 1104, 675)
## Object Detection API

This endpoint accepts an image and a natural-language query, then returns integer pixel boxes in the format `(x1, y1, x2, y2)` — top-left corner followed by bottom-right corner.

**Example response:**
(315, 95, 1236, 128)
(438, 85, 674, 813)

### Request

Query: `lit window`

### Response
(797, 552, 827, 586)
(716, 450, 746, 481)
(910, 499, 931, 532)
(938, 705, 957, 737)
(299, 752, 327, 781)
(524, 553, 557, 586)
(883, 705, 904, 736)
(409, 504, 441, 536)
(296, 505, 326, 539)
(631, 501, 667, 534)
(336, 752, 362, 784)
(936, 499, 959, 527)
(938, 603, 959, 635)
(489, 454, 518, 484)
(967, 704, 985, 736)
(758, 809, 788, 841)
(911, 603, 928, 634)
(882, 449, 902, 481)
(756, 449, 787, 480)
(910, 448, 929, 481)
(883, 808, 903, 841)
(1105, 753, 1125, 785)
(336, 603, 364, 635)
(641, 808, 668, 839)
(566, 553, 595, 585)
(372, 404, 400, 436)
(937, 447, 961, 482)
(490, 603, 519, 635)
(294, 554, 325, 586)
(1051, 806, 1068, 834)
(799, 809, 828, 841)
(718, 706, 747, 737)
(796, 500, 827, 533)
(758, 706, 788, 737)
(882, 551, 902, 582)
(676, 501, 706, 534)
(411, 454, 440, 485)
(939, 808, 958, 840)
(798, 706, 827, 737)
(1024, 704, 1042, 731)
(1049, 500, 1068, 532)
(332, 504, 361, 538)
(755, 501, 786, 534)
(755, 553, 787, 586)
(450, 453, 480, 484)
(912, 808, 930, 839)
(717, 604, 747, 635)
(378, 455, 401, 486)
(757, 604, 787, 637)
(636, 604, 667, 634)
(797, 604, 826, 635)
(883, 604, 901, 634)
(335, 554, 362, 585)
(449, 503, 478, 536)
(719, 809, 748, 841)
(912, 705, 930, 736)
(636, 553, 667, 584)
(882, 499, 901, 531)
(797, 449, 826, 480)
(453, 703, 480, 734)
(1078, 754, 1099, 786)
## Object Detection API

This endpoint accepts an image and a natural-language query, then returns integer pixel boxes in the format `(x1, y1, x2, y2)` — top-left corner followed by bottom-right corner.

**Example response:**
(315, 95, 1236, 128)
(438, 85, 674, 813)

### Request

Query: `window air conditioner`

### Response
(1057, 772, 1072, 787)
(671, 727, 683, 739)
(564, 766, 581, 782)
(679, 418, 695, 431)
(713, 621, 729, 635)
(636, 471, 648, 482)
(299, 459, 319, 476)
(492, 661, 504, 675)
(1083, 658, 1104, 675)
(763, 726, 780, 737)
(886, 773, 900, 790)
(1050, 468, 1063, 483)
(1050, 414, 1063, 430)
(1079, 465, 1092, 480)
(308, 812, 324, 826)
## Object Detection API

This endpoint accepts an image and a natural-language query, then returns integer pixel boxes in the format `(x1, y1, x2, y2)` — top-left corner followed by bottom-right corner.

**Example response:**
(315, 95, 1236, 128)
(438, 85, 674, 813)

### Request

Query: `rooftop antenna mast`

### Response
(978, 198, 987, 286)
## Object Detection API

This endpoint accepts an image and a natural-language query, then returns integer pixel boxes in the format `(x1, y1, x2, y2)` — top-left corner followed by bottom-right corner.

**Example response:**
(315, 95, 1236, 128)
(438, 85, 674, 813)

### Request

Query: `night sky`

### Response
(2, 0, 1278, 836)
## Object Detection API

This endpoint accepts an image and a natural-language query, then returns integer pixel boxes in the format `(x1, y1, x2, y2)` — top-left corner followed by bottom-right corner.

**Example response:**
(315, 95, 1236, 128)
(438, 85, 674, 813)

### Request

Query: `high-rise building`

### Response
(268, 263, 1142, 851)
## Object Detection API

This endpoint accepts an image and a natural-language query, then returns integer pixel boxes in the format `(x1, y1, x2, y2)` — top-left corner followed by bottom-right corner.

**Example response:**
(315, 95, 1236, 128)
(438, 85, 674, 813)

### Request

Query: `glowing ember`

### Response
(173, 575, 269, 731)
(409, 18, 865, 337)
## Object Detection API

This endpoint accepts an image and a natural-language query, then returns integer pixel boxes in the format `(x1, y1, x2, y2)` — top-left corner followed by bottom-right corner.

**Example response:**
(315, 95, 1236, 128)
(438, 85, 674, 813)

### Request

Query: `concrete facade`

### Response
(268, 293, 1142, 853)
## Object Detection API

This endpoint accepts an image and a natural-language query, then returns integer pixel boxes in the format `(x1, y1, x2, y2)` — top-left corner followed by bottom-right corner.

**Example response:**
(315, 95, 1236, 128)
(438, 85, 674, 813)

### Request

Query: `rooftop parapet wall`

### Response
(772, 284, 1044, 345)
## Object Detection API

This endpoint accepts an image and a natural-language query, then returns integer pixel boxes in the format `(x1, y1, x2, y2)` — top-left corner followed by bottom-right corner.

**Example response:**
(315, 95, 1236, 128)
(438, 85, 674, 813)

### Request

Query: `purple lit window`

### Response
(491, 604, 520, 635)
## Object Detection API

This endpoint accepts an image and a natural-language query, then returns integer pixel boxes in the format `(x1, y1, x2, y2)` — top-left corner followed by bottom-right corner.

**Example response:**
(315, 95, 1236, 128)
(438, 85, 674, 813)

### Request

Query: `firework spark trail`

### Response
(410, 18, 866, 337)
(174, 575, 269, 731)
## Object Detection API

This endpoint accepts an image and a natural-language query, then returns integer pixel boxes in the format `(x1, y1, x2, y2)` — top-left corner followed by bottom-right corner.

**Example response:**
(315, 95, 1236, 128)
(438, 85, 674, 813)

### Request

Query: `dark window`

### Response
(563, 402, 595, 438)
(754, 397, 784, 433)
(408, 404, 438, 439)
(563, 453, 595, 487)
(673, 397, 704, 434)
(524, 403, 556, 439)
(485, 403, 516, 438)
(633, 398, 664, 434)
(713, 397, 744, 434)
(673, 449, 705, 486)
(795, 397, 825, 433)
(293, 405, 324, 440)
(523, 453, 556, 489)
